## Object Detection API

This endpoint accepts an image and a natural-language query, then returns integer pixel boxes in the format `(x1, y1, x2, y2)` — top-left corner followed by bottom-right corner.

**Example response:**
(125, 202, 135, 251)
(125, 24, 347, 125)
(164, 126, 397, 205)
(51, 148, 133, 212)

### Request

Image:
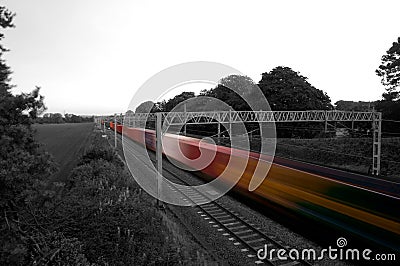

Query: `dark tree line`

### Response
(135, 36, 400, 117)
(134, 66, 333, 138)
(135, 66, 333, 114)
(133, 36, 400, 137)
(36, 113, 94, 124)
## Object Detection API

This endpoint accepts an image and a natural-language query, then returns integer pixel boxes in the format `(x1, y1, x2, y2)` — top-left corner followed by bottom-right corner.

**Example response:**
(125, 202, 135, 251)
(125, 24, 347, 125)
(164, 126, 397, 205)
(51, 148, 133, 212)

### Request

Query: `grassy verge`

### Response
(55, 128, 214, 265)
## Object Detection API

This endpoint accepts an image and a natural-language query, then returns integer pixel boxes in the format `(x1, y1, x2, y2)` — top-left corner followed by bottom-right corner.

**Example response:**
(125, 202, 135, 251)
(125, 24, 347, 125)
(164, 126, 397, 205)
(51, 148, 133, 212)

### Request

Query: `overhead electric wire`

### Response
(383, 119, 400, 123)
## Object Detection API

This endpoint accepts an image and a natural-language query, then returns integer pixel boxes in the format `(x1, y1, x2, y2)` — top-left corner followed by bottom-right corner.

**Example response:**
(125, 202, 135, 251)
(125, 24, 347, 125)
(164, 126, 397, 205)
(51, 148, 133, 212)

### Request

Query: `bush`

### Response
(80, 146, 120, 165)
(54, 131, 187, 265)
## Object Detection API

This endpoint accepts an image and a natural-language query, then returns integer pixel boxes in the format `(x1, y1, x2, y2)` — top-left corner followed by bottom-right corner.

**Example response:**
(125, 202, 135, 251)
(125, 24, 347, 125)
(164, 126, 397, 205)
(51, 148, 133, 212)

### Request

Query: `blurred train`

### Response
(109, 122, 400, 251)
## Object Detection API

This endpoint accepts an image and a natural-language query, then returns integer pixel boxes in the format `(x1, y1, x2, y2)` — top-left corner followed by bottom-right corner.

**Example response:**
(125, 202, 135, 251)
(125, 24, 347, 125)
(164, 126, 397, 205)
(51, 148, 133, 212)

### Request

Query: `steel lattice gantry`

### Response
(97, 110, 382, 175)
(124, 110, 380, 124)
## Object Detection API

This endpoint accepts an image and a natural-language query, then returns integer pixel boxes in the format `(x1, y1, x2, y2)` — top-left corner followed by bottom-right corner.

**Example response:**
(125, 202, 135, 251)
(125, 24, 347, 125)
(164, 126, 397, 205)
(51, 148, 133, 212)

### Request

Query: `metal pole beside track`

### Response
(372, 112, 382, 175)
(114, 113, 117, 148)
(229, 109, 232, 137)
(183, 102, 187, 136)
(156, 112, 163, 207)
(324, 110, 328, 133)
(217, 113, 221, 145)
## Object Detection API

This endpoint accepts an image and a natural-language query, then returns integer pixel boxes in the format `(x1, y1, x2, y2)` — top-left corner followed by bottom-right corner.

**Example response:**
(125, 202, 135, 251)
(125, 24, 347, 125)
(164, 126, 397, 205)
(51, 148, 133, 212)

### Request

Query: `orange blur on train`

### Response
(110, 122, 400, 251)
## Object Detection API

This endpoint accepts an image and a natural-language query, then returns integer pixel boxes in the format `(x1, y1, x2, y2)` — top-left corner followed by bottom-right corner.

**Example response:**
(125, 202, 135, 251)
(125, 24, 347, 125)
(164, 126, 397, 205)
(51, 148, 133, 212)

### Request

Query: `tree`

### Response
(163, 91, 195, 112)
(0, 6, 58, 264)
(43, 112, 64, 123)
(0, 7, 13, 54)
(0, 7, 49, 203)
(125, 110, 134, 116)
(134, 100, 159, 113)
(376, 37, 400, 101)
(258, 66, 332, 110)
(202, 75, 256, 111)
(335, 100, 373, 111)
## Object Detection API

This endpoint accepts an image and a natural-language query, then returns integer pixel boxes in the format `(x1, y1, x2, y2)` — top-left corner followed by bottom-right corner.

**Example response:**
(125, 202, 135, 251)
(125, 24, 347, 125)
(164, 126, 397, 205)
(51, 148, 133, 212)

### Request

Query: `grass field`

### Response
(33, 123, 94, 181)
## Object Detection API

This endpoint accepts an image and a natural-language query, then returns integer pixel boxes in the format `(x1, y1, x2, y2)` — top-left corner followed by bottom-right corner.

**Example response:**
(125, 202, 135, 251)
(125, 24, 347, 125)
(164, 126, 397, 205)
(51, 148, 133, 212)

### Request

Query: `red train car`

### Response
(112, 124, 400, 251)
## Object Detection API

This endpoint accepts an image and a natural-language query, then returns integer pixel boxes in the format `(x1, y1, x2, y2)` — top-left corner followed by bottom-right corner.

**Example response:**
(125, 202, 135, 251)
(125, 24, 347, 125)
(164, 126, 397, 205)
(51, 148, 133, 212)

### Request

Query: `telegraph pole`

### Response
(114, 113, 117, 148)
(183, 102, 187, 135)
(372, 112, 382, 175)
(229, 109, 232, 136)
(156, 112, 163, 207)
(217, 116, 221, 144)
(324, 110, 328, 133)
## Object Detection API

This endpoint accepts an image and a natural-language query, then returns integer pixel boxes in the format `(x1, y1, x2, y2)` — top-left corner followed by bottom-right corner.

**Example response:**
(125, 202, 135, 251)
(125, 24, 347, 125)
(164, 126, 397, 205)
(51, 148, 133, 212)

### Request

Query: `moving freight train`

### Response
(110, 122, 400, 251)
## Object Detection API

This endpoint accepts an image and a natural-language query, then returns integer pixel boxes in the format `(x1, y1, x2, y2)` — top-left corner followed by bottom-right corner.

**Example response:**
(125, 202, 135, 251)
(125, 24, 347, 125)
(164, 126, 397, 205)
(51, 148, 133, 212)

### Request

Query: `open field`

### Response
(33, 123, 94, 181)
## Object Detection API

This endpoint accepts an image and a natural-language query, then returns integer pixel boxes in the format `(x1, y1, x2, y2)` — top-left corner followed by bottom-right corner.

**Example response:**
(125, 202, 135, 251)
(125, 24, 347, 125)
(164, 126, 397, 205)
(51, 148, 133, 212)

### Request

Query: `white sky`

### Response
(3, 0, 399, 115)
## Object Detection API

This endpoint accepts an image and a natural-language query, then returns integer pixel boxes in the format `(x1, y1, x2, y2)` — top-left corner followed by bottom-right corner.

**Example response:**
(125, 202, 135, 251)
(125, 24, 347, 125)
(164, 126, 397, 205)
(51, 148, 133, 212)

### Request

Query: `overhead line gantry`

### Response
(96, 110, 382, 175)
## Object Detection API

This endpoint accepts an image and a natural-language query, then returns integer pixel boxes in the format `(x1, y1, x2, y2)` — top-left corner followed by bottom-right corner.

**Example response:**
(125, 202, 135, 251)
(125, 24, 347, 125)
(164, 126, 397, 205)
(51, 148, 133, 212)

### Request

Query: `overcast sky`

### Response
(3, 0, 400, 115)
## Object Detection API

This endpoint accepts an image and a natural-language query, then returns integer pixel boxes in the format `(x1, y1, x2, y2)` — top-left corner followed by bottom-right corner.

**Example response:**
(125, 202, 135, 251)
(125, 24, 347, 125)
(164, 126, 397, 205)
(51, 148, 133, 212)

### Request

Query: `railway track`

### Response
(119, 133, 313, 266)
